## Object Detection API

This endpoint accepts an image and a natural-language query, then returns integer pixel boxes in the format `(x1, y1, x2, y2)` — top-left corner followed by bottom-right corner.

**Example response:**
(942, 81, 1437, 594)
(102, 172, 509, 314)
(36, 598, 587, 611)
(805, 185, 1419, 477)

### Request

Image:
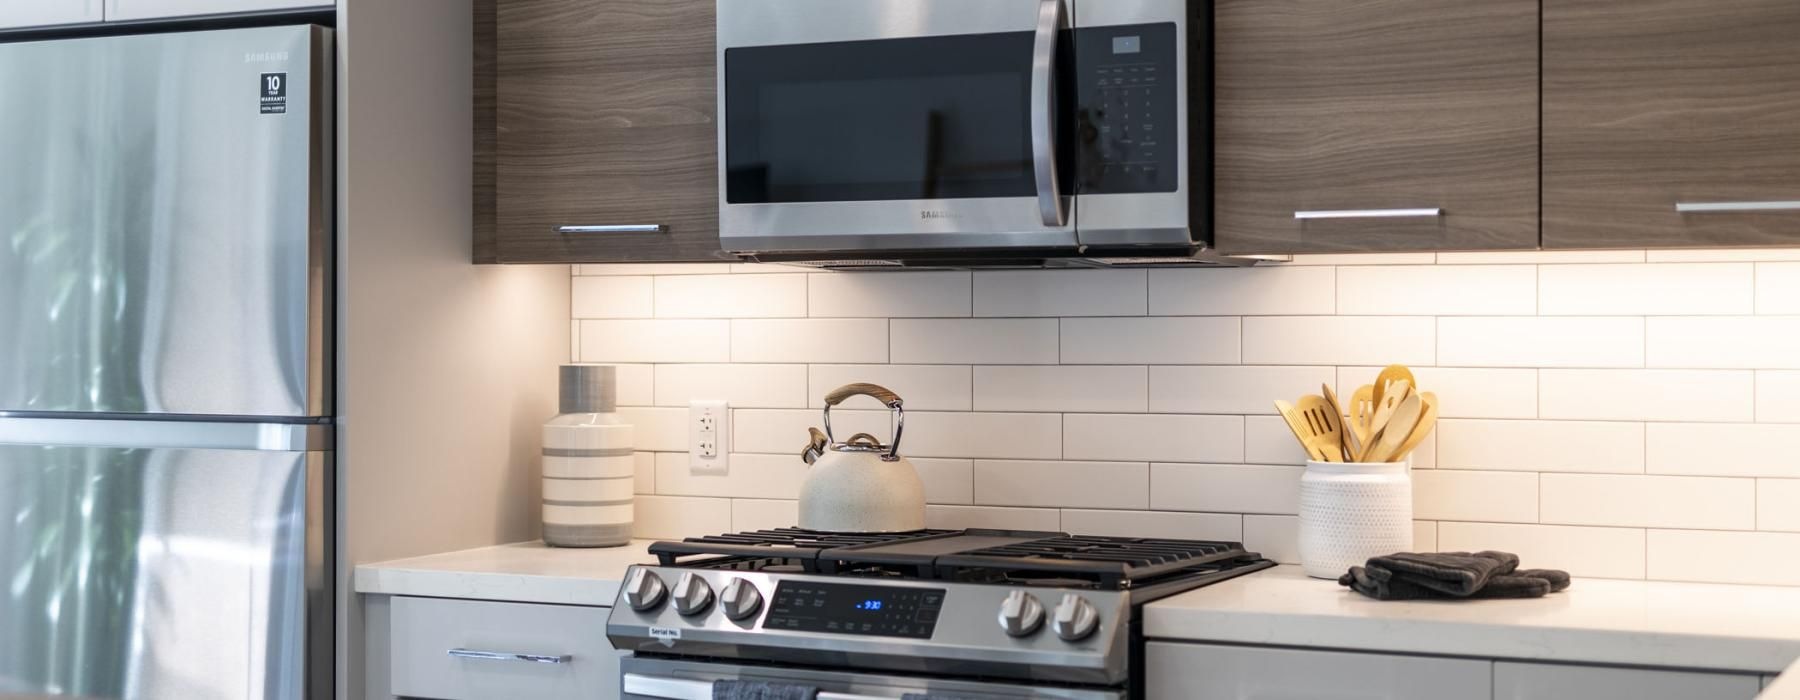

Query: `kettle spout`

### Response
(801, 427, 828, 465)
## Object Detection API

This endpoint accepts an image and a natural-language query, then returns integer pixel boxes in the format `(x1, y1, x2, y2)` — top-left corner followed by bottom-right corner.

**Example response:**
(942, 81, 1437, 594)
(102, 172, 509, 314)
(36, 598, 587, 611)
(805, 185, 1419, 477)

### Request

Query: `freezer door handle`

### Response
(0, 417, 331, 452)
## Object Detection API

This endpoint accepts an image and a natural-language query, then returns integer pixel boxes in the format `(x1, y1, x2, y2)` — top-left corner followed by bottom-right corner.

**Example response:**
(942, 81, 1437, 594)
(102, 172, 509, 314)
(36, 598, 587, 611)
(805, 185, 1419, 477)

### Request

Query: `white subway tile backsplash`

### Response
(1646, 317, 1800, 369)
(572, 276, 653, 318)
(809, 365, 972, 411)
(1436, 420, 1644, 474)
(892, 319, 1059, 364)
(732, 319, 888, 363)
(655, 364, 807, 408)
(809, 271, 971, 318)
(1539, 263, 1753, 316)
(731, 409, 890, 455)
(1243, 515, 1301, 564)
(1244, 416, 1310, 466)
(1060, 509, 1243, 541)
(566, 255, 1800, 585)
(1337, 266, 1535, 316)
(1412, 470, 1538, 523)
(1061, 317, 1240, 365)
(1338, 367, 1539, 420)
(1438, 317, 1645, 368)
(1149, 365, 1337, 415)
(1541, 474, 1754, 530)
(1151, 463, 1303, 515)
(654, 453, 807, 500)
(1647, 423, 1800, 478)
(655, 274, 807, 318)
(1539, 370, 1753, 422)
(1244, 317, 1434, 366)
(1064, 414, 1244, 463)
(975, 270, 1146, 317)
(580, 320, 730, 363)
(973, 460, 1149, 509)
(1437, 522, 1646, 579)
(974, 366, 1147, 413)
(1758, 480, 1800, 532)
(1149, 266, 1334, 316)
(1645, 249, 1800, 263)
(1648, 530, 1800, 586)
(903, 412, 1064, 460)
(925, 505, 1062, 531)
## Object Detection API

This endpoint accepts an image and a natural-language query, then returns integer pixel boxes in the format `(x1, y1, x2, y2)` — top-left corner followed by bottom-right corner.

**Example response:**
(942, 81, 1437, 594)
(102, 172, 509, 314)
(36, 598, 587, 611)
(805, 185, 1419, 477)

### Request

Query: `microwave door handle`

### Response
(1031, 0, 1067, 227)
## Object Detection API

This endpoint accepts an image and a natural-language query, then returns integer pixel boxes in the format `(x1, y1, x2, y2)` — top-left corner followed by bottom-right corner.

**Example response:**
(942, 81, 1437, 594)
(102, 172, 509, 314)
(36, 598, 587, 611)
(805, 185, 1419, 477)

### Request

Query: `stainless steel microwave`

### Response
(717, 0, 1245, 267)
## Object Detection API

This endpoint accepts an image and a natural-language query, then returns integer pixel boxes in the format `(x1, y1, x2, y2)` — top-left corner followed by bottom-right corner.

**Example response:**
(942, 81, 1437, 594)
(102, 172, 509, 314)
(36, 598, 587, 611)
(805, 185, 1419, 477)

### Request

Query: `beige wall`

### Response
(336, 1, 569, 697)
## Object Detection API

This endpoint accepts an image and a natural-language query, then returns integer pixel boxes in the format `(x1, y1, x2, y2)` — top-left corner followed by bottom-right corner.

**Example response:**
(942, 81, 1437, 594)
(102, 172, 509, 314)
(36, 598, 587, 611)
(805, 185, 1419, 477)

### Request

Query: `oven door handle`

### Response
(1031, 0, 1067, 228)
(623, 673, 893, 700)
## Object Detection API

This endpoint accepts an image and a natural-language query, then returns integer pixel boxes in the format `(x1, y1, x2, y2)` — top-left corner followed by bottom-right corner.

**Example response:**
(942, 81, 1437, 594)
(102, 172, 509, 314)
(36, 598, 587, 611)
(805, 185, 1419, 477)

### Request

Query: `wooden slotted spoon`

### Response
(1367, 379, 1413, 445)
(1294, 394, 1347, 462)
(1371, 364, 1417, 410)
(1322, 383, 1359, 464)
(1363, 392, 1423, 463)
(1387, 391, 1439, 463)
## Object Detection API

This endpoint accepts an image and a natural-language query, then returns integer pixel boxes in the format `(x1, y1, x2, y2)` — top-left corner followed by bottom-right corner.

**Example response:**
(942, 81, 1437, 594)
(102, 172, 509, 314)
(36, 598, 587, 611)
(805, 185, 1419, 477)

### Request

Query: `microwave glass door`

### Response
(725, 32, 1036, 205)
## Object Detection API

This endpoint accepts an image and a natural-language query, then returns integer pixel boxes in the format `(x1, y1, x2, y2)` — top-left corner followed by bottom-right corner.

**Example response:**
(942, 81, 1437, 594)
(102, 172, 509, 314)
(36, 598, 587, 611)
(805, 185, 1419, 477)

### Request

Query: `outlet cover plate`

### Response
(689, 399, 729, 474)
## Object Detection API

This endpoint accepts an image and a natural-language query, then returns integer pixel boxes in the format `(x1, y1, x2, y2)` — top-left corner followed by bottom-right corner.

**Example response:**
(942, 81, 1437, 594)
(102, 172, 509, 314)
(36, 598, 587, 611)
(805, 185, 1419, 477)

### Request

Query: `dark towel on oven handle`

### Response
(712, 679, 819, 700)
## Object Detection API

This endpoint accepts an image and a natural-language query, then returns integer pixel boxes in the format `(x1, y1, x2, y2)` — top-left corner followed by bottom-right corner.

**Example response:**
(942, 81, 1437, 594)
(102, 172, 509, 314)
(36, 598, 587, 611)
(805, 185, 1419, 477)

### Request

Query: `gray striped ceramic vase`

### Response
(542, 365, 635, 547)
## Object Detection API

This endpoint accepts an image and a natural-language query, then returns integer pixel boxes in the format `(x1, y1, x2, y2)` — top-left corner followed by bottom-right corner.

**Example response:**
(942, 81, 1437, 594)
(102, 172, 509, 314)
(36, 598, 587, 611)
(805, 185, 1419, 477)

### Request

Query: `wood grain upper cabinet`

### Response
(1212, 0, 1540, 255)
(1543, 0, 1800, 249)
(491, 0, 729, 264)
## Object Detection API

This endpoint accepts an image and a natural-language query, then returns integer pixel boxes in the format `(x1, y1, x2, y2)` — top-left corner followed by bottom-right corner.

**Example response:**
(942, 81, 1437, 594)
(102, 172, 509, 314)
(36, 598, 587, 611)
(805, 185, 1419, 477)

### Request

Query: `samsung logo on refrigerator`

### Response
(243, 51, 290, 63)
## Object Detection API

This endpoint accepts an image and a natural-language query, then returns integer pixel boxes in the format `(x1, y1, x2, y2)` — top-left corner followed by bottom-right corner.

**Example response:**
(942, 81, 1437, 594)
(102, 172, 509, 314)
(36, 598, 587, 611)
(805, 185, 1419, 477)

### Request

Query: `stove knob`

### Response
(719, 578, 764, 621)
(672, 572, 715, 616)
(623, 568, 668, 612)
(1052, 594, 1100, 642)
(997, 590, 1046, 637)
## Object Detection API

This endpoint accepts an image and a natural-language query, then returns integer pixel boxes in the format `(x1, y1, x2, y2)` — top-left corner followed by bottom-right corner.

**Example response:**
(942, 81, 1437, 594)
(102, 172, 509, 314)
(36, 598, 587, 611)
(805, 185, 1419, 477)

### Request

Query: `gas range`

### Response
(606, 529, 1274, 699)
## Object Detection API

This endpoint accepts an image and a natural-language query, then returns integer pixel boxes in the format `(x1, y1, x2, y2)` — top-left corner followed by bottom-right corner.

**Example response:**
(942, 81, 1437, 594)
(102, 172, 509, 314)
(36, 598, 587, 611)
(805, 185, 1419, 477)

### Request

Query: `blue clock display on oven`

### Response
(855, 600, 883, 611)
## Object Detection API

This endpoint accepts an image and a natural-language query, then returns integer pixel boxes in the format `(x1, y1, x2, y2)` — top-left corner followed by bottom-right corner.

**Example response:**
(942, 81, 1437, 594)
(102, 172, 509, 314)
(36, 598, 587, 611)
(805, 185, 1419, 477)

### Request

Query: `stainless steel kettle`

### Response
(798, 383, 927, 533)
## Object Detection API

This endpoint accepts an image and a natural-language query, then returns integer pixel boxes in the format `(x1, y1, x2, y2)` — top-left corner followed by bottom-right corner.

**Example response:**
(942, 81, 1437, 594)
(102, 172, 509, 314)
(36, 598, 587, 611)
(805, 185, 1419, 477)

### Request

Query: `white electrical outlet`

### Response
(688, 399, 730, 474)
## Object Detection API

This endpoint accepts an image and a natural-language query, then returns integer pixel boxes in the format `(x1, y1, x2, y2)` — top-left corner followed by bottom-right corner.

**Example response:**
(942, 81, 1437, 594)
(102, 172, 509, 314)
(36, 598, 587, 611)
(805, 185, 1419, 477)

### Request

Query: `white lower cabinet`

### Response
(1494, 662, 1762, 700)
(389, 596, 620, 700)
(1145, 642, 1491, 700)
(105, 0, 329, 21)
(0, 0, 103, 28)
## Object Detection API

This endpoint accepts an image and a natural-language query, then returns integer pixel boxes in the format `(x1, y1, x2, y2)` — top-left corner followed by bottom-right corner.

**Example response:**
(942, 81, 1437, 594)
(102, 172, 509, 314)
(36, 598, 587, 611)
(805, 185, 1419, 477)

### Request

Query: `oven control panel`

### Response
(1075, 22, 1181, 195)
(763, 581, 944, 639)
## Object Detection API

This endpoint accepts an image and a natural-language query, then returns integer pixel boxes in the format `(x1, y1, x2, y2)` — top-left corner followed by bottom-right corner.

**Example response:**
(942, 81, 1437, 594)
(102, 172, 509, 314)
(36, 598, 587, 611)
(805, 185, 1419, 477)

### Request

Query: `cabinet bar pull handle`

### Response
(1294, 208, 1444, 220)
(558, 225, 668, 234)
(1675, 201, 1800, 213)
(447, 648, 571, 664)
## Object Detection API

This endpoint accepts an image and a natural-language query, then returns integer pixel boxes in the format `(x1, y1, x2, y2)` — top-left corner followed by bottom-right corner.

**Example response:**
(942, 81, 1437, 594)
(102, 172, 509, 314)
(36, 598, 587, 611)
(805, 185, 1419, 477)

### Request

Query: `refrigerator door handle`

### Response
(0, 417, 331, 452)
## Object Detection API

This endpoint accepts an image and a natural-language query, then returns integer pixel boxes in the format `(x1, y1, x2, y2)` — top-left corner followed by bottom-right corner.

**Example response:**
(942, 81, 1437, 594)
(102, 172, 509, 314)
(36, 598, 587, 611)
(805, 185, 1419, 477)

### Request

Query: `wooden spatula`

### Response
(1322, 383, 1360, 463)
(1348, 384, 1376, 458)
(1368, 379, 1412, 441)
(1372, 364, 1417, 410)
(1295, 394, 1347, 462)
(1273, 400, 1321, 461)
(1364, 392, 1423, 463)
(1387, 391, 1439, 463)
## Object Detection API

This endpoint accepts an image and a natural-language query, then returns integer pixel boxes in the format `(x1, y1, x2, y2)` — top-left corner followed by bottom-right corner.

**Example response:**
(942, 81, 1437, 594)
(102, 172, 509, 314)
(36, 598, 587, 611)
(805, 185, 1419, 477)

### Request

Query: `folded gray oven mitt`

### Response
(1338, 551, 1571, 601)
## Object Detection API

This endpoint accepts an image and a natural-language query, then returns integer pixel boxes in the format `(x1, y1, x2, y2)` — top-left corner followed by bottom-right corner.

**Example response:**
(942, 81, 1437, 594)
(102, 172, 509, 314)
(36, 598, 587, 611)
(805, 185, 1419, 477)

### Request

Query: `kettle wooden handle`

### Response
(824, 383, 903, 408)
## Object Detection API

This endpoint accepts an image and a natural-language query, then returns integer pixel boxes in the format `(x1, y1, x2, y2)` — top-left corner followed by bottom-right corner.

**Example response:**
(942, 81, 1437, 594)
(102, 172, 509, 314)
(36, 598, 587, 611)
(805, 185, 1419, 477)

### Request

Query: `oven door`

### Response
(621, 656, 1124, 700)
(718, 0, 1077, 254)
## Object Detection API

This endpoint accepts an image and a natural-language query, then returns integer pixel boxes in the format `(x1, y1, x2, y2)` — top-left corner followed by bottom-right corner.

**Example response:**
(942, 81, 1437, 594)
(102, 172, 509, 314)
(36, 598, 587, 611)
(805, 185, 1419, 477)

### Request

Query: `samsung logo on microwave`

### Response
(920, 210, 958, 220)
(244, 51, 290, 63)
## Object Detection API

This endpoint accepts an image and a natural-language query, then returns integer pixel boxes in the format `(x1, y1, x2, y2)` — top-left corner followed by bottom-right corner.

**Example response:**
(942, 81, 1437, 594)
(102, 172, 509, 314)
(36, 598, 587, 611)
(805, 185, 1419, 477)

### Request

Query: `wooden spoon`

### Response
(1348, 384, 1376, 458)
(1371, 364, 1418, 410)
(1364, 392, 1423, 463)
(1388, 391, 1439, 463)
(1322, 383, 1360, 463)
(1295, 394, 1347, 462)
(1367, 379, 1413, 442)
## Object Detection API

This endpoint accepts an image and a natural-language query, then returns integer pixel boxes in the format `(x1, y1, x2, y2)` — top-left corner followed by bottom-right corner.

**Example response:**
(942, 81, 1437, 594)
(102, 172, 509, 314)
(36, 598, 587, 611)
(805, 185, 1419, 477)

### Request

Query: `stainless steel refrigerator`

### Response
(0, 25, 332, 700)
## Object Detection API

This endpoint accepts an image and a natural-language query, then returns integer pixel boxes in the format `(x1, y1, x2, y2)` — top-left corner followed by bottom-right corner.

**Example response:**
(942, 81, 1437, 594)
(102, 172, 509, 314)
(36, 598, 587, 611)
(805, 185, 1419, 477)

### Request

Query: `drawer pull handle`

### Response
(447, 648, 572, 665)
(558, 225, 668, 234)
(1675, 201, 1800, 213)
(1294, 208, 1444, 220)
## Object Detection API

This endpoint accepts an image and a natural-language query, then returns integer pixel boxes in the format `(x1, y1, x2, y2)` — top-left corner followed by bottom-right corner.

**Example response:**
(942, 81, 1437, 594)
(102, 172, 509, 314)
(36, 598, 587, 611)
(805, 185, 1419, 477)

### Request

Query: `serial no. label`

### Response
(648, 627, 681, 642)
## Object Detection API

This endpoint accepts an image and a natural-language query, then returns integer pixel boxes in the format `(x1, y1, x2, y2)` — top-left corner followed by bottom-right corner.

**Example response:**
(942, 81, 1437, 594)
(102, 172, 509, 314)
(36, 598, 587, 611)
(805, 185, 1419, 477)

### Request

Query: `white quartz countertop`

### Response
(1144, 565, 1800, 674)
(353, 540, 655, 607)
(1766, 660, 1800, 699)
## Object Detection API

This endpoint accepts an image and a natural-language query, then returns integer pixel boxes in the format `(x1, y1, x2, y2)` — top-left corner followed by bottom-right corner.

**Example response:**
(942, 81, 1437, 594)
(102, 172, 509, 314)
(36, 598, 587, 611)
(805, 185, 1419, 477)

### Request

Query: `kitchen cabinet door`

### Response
(389, 596, 620, 700)
(1145, 642, 1491, 700)
(1495, 662, 1761, 700)
(106, 0, 329, 21)
(1212, 0, 1539, 255)
(0, 0, 102, 29)
(489, 0, 729, 264)
(1543, 0, 1800, 249)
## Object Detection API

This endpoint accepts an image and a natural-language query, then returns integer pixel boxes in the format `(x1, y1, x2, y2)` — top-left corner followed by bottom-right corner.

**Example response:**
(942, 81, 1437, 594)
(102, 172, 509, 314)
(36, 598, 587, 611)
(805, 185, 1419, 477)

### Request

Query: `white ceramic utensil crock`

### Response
(1298, 459, 1413, 579)
(798, 383, 927, 533)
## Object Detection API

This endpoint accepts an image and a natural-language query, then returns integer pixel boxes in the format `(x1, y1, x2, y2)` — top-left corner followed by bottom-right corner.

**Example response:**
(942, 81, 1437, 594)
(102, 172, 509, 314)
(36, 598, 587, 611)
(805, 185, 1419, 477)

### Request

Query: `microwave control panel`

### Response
(1074, 22, 1181, 195)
